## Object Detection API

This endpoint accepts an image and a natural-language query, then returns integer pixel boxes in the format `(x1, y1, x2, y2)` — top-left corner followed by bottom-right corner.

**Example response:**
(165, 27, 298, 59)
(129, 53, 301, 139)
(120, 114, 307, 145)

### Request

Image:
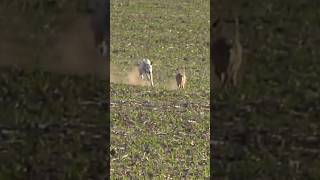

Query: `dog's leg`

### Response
(99, 41, 107, 57)
(221, 73, 227, 88)
(145, 73, 150, 80)
(139, 68, 144, 80)
(232, 71, 238, 87)
(221, 73, 226, 84)
(138, 64, 144, 80)
(150, 73, 154, 87)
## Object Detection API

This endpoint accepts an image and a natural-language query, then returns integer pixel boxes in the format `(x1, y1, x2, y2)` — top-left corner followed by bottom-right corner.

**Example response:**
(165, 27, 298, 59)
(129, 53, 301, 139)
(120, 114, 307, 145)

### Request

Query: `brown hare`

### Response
(176, 67, 186, 89)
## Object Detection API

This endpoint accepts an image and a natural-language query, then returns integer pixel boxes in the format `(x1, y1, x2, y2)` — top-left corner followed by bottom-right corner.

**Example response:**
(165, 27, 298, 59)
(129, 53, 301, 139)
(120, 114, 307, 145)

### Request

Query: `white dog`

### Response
(138, 58, 154, 87)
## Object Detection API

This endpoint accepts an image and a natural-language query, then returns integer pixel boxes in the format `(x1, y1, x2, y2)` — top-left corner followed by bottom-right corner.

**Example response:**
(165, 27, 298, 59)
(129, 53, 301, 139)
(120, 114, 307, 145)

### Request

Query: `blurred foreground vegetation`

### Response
(0, 1, 108, 179)
(213, 0, 320, 179)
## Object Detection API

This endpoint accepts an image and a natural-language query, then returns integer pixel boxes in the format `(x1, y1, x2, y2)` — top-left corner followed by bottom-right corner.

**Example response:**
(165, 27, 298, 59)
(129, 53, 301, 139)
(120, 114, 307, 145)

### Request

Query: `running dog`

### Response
(212, 14, 243, 88)
(176, 68, 186, 89)
(138, 58, 154, 87)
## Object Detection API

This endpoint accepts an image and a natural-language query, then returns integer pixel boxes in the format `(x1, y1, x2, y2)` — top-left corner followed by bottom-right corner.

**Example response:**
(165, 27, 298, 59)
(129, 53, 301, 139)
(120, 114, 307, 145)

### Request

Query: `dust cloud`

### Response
(167, 79, 179, 90)
(110, 63, 180, 90)
(110, 63, 149, 87)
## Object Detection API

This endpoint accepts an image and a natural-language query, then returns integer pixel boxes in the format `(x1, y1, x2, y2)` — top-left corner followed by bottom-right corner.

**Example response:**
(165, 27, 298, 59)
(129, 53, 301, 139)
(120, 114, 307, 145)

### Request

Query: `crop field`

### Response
(1, 0, 319, 179)
(110, 0, 210, 178)
(213, 0, 320, 179)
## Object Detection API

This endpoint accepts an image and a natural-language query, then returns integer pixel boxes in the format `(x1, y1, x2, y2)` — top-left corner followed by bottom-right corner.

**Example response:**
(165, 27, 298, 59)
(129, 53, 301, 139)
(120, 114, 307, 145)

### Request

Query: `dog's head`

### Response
(176, 67, 186, 75)
(143, 58, 151, 66)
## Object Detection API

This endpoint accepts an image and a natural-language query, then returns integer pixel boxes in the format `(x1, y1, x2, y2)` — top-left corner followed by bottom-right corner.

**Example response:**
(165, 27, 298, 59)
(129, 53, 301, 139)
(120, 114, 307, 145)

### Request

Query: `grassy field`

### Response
(213, 1, 320, 179)
(2, 0, 319, 179)
(110, 0, 210, 178)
